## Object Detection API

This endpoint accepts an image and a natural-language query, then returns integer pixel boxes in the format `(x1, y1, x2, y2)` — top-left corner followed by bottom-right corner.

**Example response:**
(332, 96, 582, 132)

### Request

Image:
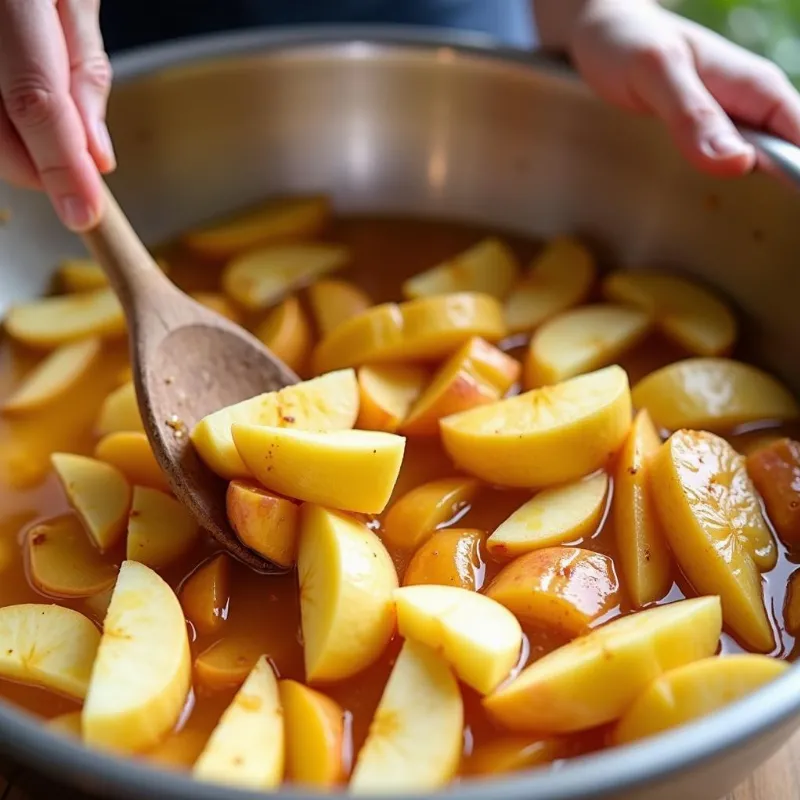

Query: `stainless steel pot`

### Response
(1, 27, 800, 800)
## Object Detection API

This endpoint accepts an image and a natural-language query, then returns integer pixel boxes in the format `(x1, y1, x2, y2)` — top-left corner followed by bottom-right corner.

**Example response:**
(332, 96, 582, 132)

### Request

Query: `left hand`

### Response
(567, 0, 800, 176)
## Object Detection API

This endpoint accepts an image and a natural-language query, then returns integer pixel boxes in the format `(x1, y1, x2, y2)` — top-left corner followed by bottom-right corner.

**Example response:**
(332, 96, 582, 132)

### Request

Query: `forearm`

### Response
(533, 0, 658, 49)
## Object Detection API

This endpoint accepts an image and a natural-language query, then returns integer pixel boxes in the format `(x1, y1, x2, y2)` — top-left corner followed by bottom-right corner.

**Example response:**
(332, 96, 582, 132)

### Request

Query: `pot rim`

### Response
(2, 25, 798, 800)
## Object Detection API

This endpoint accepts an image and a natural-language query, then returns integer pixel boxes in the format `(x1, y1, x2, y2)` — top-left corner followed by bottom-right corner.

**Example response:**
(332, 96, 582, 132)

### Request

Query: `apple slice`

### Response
(281, 679, 344, 787)
(28, 515, 118, 598)
(525, 304, 651, 387)
(147, 728, 209, 770)
(126, 487, 199, 570)
(255, 295, 314, 375)
(603, 271, 737, 356)
(311, 293, 507, 374)
(402, 238, 520, 300)
(401, 337, 521, 436)
(194, 636, 263, 693)
(96, 382, 144, 436)
(487, 472, 608, 559)
(84, 587, 114, 624)
(613, 409, 673, 607)
(94, 431, 171, 493)
(504, 237, 596, 332)
(614, 654, 788, 745)
(83, 560, 192, 753)
(308, 279, 372, 336)
(356, 364, 428, 433)
(51, 453, 131, 551)
(485, 547, 620, 636)
(180, 554, 231, 637)
(223, 244, 350, 310)
(747, 438, 800, 546)
(786, 571, 800, 634)
(2, 338, 101, 414)
(5, 288, 125, 348)
(194, 656, 284, 789)
(484, 596, 722, 733)
(381, 476, 480, 552)
(298, 505, 397, 682)
(464, 737, 572, 777)
(189, 292, 242, 324)
(47, 711, 83, 737)
(404, 528, 486, 591)
(59, 257, 169, 293)
(232, 425, 405, 514)
(394, 584, 522, 694)
(226, 480, 300, 568)
(651, 430, 776, 652)
(182, 195, 330, 259)
(350, 640, 463, 792)
(191, 368, 359, 480)
(0, 604, 100, 700)
(441, 366, 632, 488)
(632, 358, 798, 432)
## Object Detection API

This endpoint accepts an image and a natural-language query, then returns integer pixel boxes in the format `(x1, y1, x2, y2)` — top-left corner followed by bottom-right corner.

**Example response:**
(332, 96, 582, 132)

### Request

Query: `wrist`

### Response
(534, 0, 659, 50)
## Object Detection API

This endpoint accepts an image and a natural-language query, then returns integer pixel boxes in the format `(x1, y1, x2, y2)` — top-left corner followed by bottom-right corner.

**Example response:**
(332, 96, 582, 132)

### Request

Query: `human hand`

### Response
(557, 0, 800, 177)
(0, 0, 115, 231)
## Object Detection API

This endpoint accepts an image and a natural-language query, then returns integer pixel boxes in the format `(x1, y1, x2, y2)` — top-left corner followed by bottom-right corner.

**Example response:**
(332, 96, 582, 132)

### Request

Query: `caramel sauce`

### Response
(0, 215, 796, 779)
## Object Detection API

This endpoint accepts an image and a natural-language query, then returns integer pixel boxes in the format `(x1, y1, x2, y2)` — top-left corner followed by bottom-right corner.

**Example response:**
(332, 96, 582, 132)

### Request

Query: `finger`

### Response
(0, 103, 40, 189)
(0, 0, 103, 230)
(631, 43, 756, 177)
(686, 24, 800, 146)
(58, 0, 115, 173)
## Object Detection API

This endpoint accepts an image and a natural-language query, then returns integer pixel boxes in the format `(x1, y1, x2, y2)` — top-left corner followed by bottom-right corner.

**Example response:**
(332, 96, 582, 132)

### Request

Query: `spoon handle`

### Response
(82, 181, 176, 312)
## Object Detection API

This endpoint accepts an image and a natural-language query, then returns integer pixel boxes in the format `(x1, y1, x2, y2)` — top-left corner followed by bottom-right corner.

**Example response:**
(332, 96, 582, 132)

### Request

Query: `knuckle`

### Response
(75, 53, 113, 93)
(633, 42, 688, 76)
(674, 102, 718, 133)
(3, 78, 61, 129)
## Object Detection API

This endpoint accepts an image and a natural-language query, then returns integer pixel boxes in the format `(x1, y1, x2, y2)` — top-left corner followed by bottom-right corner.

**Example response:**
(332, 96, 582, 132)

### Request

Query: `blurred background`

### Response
(673, 0, 800, 85)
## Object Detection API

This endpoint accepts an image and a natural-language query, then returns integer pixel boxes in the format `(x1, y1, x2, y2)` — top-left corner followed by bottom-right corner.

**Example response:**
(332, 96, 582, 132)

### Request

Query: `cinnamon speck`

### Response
(282, 415, 295, 424)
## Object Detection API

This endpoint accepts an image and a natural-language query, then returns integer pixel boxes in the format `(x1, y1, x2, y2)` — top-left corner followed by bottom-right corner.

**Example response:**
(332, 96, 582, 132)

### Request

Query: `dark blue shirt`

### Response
(100, 0, 535, 53)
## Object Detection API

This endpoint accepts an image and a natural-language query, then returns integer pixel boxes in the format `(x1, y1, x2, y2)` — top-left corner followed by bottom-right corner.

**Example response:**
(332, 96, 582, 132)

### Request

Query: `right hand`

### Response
(0, 0, 115, 231)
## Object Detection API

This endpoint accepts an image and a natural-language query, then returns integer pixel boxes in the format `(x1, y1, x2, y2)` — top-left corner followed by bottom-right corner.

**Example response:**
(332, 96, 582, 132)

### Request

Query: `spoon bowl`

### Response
(83, 184, 298, 573)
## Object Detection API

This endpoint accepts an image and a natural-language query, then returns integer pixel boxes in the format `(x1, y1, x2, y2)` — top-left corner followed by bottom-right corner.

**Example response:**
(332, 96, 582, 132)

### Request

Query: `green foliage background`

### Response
(675, 0, 800, 84)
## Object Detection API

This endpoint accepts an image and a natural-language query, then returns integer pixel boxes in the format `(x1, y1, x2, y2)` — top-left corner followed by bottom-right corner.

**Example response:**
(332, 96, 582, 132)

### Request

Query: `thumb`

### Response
(631, 44, 756, 177)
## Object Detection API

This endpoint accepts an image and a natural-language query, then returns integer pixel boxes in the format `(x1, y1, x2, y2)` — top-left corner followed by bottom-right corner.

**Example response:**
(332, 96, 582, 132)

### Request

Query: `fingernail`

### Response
(704, 132, 752, 159)
(96, 120, 116, 169)
(58, 195, 94, 230)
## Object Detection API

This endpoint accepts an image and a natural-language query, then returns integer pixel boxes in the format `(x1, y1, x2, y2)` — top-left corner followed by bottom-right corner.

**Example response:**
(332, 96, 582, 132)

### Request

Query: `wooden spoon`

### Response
(82, 183, 298, 574)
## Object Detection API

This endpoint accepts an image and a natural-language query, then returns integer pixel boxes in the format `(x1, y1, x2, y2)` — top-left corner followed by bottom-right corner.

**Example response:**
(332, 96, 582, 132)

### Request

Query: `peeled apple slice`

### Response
(394, 585, 522, 694)
(28, 515, 118, 598)
(603, 271, 737, 356)
(487, 472, 609, 558)
(525, 304, 651, 387)
(190, 369, 359, 481)
(632, 358, 799, 433)
(311, 293, 507, 374)
(298, 505, 397, 683)
(51, 453, 131, 552)
(504, 237, 596, 332)
(484, 596, 722, 733)
(0, 604, 100, 700)
(4, 288, 125, 348)
(613, 409, 673, 608)
(614, 654, 788, 745)
(255, 295, 314, 375)
(94, 431, 170, 493)
(182, 195, 330, 259)
(96, 382, 144, 436)
(194, 656, 284, 789)
(356, 364, 428, 433)
(83, 561, 192, 753)
(402, 237, 519, 300)
(350, 640, 463, 793)
(126, 487, 199, 570)
(441, 366, 632, 488)
(650, 430, 776, 652)
(222, 244, 350, 310)
(308, 279, 372, 336)
(2, 338, 101, 414)
(232, 426, 405, 514)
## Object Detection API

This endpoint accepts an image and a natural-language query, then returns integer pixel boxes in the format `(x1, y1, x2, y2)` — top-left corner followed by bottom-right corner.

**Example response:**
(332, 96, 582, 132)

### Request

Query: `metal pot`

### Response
(1, 27, 800, 800)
